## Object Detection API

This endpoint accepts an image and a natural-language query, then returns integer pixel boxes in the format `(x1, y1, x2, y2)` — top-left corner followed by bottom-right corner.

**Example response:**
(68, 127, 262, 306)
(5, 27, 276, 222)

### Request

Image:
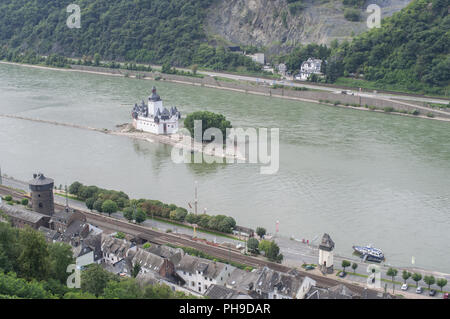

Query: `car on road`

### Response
(304, 265, 315, 271)
(416, 287, 423, 294)
(401, 284, 408, 291)
(429, 289, 437, 296)
(339, 271, 347, 278)
(444, 293, 448, 299)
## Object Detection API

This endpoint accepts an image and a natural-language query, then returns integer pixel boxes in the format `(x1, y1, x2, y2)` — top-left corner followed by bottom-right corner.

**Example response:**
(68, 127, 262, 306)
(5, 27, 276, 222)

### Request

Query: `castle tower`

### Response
(148, 86, 163, 116)
(318, 233, 335, 274)
(29, 173, 54, 216)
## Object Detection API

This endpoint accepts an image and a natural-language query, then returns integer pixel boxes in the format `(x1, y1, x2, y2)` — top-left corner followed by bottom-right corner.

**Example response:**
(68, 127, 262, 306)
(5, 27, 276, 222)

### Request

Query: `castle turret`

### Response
(318, 233, 335, 274)
(29, 173, 54, 216)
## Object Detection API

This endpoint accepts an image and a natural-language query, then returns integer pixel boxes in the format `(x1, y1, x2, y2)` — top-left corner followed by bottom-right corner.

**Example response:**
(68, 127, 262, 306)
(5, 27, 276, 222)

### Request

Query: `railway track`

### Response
(0, 185, 377, 294)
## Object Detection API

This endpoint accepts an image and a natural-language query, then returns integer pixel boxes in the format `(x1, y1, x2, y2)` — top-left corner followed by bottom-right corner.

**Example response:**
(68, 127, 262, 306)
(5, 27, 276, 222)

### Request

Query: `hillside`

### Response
(206, 0, 412, 54)
(327, 0, 449, 94)
(0, 0, 217, 67)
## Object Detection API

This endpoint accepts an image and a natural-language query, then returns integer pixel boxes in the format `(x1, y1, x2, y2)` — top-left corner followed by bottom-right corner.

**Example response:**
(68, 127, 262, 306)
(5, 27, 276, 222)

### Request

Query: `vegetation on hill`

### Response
(0, 0, 262, 73)
(0, 222, 194, 299)
(327, 0, 450, 95)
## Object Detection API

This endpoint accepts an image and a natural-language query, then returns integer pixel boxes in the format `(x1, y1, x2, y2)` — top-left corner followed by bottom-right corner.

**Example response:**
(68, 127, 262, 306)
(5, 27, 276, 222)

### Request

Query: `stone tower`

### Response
(318, 233, 335, 274)
(29, 173, 54, 216)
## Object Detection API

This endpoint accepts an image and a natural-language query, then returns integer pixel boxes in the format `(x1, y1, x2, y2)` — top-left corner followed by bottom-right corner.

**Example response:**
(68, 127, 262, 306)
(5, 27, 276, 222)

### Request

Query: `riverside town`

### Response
(0, 0, 449, 314)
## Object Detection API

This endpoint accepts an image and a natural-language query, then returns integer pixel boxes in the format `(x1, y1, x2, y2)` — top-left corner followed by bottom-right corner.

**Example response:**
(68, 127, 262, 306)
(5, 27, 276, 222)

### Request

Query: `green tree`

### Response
(247, 238, 259, 254)
(69, 181, 82, 195)
(351, 262, 358, 273)
(85, 197, 96, 210)
(123, 207, 134, 221)
(18, 227, 50, 281)
(102, 200, 118, 216)
(93, 199, 104, 212)
(21, 198, 28, 206)
(48, 242, 75, 284)
(134, 209, 146, 224)
(386, 268, 398, 293)
(412, 273, 422, 287)
(341, 260, 351, 273)
(402, 270, 411, 283)
(191, 64, 198, 75)
(184, 111, 232, 142)
(103, 278, 143, 299)
(256, 227, 266, 238)
(436, 278, 447, 292)
(81, 264, 116, 297)
(423, 275, 435, 290)
(258, 240, 271, 254)
(131, 263, 141, 278)
(94, 53, 101, 66)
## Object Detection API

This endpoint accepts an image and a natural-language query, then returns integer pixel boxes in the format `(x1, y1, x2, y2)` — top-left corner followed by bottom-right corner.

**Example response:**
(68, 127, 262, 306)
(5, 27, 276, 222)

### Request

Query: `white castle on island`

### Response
(132, 86, 181, 135)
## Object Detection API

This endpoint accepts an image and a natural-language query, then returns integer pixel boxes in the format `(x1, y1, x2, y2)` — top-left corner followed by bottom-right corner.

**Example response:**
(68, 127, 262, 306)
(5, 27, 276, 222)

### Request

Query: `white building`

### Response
(132, 86, 181, 135)
(175, 254, 235, 294)
(247, 53, 265, 65)
(296, 58, 323, 81)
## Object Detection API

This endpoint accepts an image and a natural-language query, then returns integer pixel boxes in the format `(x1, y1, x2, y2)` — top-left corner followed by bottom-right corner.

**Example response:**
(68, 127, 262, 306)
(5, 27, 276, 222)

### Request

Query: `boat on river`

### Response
(352, 244, 385, 262)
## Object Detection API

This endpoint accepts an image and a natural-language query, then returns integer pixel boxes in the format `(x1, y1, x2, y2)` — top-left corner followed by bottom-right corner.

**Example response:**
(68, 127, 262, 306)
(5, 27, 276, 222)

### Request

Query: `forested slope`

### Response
(328, 0, 449, 94)
(0, 0, 260, 71)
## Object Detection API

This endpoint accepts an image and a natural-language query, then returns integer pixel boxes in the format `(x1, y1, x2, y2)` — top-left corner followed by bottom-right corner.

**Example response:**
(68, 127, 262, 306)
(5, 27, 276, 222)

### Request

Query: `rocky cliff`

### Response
(205, 0, 412, 54)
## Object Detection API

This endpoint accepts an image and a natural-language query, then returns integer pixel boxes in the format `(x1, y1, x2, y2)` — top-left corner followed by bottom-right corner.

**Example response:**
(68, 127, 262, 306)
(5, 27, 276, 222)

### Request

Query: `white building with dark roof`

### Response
(132, 86, 181, 135)
(296, 58, 323, 81)
(175, 254, 235, 294)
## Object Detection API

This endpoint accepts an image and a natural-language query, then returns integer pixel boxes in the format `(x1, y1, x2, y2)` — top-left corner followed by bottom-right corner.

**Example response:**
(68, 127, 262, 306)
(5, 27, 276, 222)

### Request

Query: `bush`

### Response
(344, 8, 361, 22)
(426, 112, 434, 118)
(4, 195, 12, 202)
(384, 107, 394, 113)
(20, 199, 28, 206)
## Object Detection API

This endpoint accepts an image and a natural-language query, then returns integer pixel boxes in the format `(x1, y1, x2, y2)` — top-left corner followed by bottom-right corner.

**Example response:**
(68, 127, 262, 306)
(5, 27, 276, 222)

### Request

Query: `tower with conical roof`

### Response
(29, 173, 54, 216)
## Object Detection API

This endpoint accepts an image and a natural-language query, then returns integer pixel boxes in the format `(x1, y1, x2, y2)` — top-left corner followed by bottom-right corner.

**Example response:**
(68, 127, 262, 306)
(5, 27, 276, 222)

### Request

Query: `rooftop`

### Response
(0, 202, 49, 224)
(29, 173, 54, 186)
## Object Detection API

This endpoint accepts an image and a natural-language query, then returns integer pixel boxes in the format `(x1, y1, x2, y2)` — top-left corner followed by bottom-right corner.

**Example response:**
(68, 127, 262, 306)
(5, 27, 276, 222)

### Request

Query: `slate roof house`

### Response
(205, 284, 252, 299)
(0, 202, 50, 229)
(101, 234, 136, 266)
(175, 254, 235, 294)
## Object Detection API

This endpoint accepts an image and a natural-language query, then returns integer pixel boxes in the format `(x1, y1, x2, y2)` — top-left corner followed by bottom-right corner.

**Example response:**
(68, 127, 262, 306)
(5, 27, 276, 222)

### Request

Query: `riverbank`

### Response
(1, 61, 449, 122)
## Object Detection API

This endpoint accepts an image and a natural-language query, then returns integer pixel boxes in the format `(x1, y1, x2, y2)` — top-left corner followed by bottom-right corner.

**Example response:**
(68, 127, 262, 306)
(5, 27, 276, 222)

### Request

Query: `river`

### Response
(0, 63, 449, 272)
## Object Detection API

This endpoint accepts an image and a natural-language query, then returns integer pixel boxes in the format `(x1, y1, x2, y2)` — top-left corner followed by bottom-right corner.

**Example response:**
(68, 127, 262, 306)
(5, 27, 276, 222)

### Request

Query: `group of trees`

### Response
(184, 111, 232, 142)
(0, 222, 194, 299)
(400, 270, 447, 292)
(69, 181, 129, 215)
(247, 237, 283, 263)
(0, 223, 75, 298)
(68, 182, 238, 234)
(0, 47, 70, 68)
